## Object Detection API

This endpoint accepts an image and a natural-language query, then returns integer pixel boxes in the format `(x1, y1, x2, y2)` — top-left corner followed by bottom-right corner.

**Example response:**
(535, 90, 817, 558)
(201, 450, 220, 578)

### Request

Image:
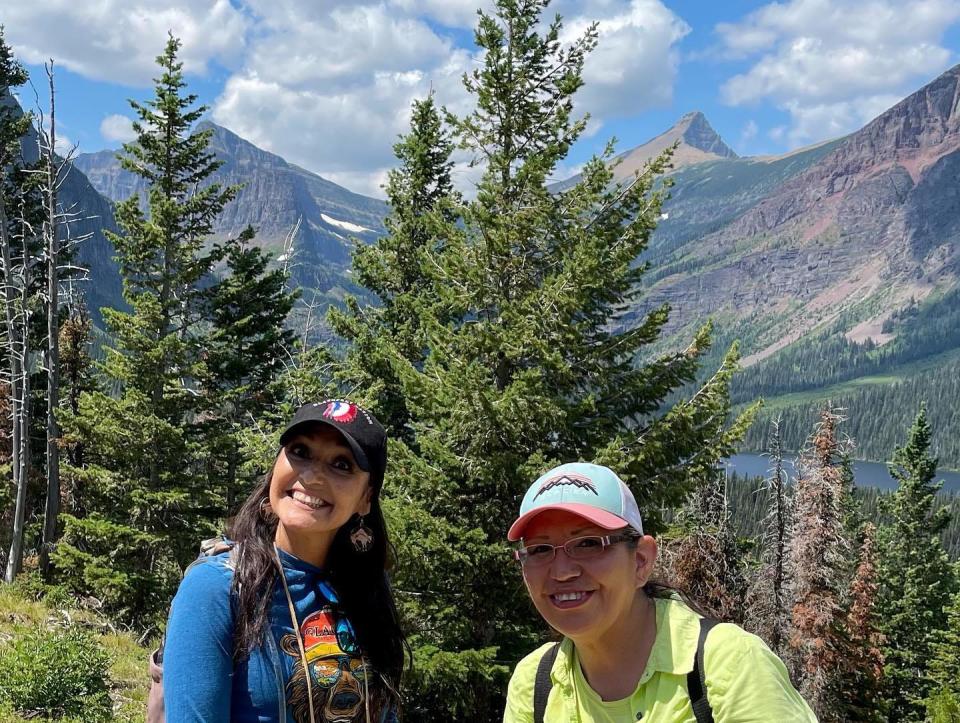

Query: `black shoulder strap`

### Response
(533, 643, 560, 723)
(687, 617, 719, 723)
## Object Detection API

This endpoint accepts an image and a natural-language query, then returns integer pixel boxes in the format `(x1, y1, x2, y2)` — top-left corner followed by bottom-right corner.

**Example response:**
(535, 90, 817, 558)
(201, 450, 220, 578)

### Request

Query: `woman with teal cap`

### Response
(503, 462, 816, 723)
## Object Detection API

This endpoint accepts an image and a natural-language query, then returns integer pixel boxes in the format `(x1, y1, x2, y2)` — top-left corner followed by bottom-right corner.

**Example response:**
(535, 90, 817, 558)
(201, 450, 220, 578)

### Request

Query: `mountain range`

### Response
(636, 65, 960, 361)
(15, 61, 960, 462)
(73, 121, 388, 296)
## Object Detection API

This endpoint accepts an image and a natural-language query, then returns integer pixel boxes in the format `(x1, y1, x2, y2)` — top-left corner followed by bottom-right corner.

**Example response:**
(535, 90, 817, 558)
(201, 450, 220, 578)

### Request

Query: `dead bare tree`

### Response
(3, 174, 36, 584)
(658, 466, 748, 622)
(28, 62, 93, 576)
(788, 405, 852, 720)
(0, 35, 31, 581)
(745, 416, 793, 655)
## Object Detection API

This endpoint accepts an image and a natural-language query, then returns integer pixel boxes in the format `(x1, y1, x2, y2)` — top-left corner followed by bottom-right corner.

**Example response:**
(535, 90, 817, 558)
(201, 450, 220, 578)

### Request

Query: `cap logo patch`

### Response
(534, 472, 598, 499)
(323, 401, 358, 424)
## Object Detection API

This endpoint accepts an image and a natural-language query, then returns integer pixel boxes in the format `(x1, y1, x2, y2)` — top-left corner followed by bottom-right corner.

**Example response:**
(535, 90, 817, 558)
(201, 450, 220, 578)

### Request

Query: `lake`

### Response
(725, 453, 960, 493)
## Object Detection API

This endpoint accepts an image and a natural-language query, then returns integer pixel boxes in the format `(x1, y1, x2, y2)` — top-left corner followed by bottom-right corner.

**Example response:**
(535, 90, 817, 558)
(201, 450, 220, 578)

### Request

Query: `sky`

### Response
(5, 0, 960, 198)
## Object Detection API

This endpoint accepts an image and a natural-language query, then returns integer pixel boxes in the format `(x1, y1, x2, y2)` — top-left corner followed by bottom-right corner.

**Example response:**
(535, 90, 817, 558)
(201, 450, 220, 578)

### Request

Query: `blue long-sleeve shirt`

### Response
(164, 547, 396, 722)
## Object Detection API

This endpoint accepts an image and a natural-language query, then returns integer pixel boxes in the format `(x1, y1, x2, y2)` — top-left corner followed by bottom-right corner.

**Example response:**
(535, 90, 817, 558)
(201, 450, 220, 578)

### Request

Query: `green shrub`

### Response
(0, 624, 113, 721)
(12, 572, 76, 609)
(927, 688, 960, 723)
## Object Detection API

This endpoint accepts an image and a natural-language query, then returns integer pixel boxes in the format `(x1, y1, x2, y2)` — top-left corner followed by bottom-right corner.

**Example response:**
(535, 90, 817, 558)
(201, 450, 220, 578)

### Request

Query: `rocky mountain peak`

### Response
(607, 111, 738, 181)
(675, 111, 738, 159)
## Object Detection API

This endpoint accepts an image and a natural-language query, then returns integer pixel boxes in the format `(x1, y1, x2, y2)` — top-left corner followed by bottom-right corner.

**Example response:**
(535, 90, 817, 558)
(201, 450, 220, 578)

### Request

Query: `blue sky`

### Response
(7, 0, 960, 197)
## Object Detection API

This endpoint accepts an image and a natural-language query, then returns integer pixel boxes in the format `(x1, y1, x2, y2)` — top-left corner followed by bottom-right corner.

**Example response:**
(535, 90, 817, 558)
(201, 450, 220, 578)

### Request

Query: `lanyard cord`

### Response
(274, 545, 317, 723)
(272, 545, 373, 723)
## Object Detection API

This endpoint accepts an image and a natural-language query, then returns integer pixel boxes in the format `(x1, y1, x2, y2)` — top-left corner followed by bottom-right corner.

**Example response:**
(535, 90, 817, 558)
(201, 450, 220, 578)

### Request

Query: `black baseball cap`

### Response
(279, 400, 388, 483)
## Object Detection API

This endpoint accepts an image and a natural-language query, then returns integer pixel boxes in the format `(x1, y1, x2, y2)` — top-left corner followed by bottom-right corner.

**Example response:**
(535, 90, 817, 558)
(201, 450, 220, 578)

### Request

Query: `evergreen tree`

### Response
(744, 417, 793, 654)
(331, 1, 756, 718)
(330, 91, 458, 440)
(925, 587, 960, 720)
(54, 35, 238, 621)
(200, 227, 297, 510)
(877, 405, 958, 721)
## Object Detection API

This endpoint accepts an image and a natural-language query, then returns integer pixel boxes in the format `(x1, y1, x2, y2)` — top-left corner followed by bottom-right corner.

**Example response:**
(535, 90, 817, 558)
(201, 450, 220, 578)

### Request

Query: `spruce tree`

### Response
(200, 227, 297, 510)
(54, 35, 238, 621)
(925, 587, 960, 721)
(877, 405, 957, 721)
(329, 91, 458, 440)
(331, 1, 756, 718)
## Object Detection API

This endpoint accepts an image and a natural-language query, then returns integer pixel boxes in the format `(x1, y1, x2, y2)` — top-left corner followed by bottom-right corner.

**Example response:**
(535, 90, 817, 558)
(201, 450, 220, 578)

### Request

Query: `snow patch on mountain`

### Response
(321, 213, 372, 234)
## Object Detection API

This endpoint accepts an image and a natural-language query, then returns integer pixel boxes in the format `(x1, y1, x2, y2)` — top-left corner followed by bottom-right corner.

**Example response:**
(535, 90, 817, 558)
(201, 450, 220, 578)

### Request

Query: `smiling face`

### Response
(269, 423, 372, 565)
(520, 509, 656, 646)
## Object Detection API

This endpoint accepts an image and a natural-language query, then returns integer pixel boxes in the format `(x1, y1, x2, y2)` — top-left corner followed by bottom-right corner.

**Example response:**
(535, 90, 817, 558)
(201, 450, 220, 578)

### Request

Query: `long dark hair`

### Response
(227, 468, 407, 698)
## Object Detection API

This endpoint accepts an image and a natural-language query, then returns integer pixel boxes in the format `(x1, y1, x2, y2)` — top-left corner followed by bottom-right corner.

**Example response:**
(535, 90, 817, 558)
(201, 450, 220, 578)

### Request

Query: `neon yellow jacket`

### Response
(503, 597, 817, 722)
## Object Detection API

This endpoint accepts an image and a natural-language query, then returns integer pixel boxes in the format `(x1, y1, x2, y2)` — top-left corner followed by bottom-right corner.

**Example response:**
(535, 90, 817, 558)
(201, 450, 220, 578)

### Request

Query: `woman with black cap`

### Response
(162, 400, 405, 722)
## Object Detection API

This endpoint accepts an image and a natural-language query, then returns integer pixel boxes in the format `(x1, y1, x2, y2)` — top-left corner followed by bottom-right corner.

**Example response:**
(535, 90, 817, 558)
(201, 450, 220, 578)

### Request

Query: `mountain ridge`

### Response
(73, 120, 389, 288)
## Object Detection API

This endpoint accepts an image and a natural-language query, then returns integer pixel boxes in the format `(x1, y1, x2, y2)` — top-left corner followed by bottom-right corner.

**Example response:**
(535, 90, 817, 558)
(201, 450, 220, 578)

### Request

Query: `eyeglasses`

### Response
(513, 534, 637, 567)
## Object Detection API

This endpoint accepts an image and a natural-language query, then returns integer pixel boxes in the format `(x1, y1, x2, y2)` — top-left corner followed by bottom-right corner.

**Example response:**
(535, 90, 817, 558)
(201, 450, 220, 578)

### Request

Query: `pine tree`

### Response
(877, 405, 958, 721)
(330, 1, 757, 718)
(200, 227, 297, 510)
(54, 35, 238, 621)
(788, 406, 851, 720)
(925, 586, 960, 721)
(744, 417, 793, 653)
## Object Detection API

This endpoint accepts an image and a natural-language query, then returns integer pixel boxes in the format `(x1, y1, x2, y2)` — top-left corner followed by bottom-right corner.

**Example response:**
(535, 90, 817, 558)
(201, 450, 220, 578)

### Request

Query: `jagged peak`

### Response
(674, 111, 737, 159)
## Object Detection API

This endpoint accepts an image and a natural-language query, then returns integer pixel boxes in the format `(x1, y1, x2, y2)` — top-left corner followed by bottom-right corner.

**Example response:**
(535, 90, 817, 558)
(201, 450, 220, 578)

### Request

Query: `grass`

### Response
(0, 582, 151, 722)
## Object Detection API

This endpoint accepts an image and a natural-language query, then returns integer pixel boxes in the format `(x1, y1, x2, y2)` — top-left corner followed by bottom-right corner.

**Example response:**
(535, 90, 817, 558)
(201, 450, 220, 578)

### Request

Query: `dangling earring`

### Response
(260, 498, 275, 520)
(350, 515, 374, 553)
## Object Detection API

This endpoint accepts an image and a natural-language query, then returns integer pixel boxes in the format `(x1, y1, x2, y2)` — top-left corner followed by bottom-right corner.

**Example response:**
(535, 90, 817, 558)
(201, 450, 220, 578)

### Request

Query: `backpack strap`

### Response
(687, 617, 719, 723)
(533, 642, 560, 723)
(152, 539, 237, 667)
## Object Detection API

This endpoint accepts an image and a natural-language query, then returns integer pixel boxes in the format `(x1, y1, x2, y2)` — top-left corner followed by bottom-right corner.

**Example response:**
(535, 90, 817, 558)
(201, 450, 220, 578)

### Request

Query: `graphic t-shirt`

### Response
(163, 547, 396, 723)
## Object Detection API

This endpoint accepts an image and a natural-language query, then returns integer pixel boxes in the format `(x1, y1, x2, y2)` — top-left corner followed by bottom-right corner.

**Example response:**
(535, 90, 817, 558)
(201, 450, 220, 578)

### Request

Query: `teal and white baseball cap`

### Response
(507, 462, 644, 541)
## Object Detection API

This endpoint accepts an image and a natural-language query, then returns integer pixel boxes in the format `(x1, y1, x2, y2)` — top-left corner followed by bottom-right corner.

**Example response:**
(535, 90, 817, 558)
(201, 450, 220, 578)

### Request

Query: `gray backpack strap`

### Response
(533, 643, 560, 723)
(147, 537, 237, 722)
(687, 618, 719, 723)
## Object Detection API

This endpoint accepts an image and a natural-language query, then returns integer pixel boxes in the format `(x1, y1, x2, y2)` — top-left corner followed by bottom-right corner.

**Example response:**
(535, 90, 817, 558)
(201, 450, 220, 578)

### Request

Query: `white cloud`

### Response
(717, 0, 960, 145)
(10, 0, 690, 197)
(740, 119, 758, 146)
(100, 114, 137, 144)
(557, 0, 690, 123)
(54, 133, 74, 156)
(387, 0, 493, 28)
(5, 0, 248, 86)
(781, 93, 902, 145)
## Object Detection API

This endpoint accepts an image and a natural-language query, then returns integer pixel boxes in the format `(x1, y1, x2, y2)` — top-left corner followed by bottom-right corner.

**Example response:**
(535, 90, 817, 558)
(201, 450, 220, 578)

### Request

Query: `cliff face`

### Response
(73, 121, 389, 277)
(635, 65, 960, 362)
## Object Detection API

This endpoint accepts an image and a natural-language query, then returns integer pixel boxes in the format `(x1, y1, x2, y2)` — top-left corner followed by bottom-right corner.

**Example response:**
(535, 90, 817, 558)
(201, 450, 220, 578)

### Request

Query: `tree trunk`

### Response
(1, 187, 23, 583)
(41, 62, 60, 577)
(5, 198, 31, 583)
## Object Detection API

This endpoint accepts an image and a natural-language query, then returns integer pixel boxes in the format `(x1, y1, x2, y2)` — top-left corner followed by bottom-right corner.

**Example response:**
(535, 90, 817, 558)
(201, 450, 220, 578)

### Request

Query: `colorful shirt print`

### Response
(163, 548, 396, 723)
